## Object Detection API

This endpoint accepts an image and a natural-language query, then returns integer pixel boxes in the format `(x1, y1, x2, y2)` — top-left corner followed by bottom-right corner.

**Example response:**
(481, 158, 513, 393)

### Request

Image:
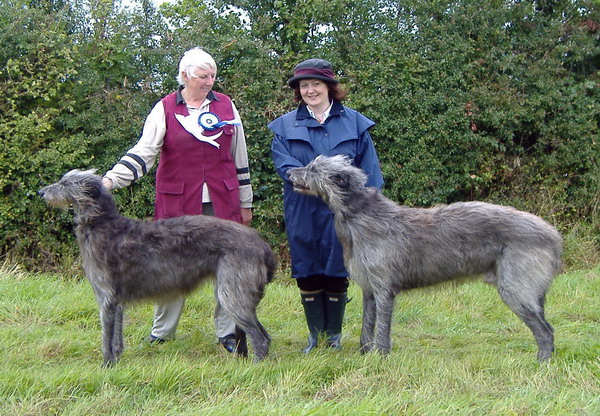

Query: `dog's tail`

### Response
(265, 248, 277, 283)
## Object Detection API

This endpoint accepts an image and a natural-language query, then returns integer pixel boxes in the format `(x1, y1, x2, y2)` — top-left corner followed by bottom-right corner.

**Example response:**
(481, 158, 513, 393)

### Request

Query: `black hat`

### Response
(287, 58, 339, 87)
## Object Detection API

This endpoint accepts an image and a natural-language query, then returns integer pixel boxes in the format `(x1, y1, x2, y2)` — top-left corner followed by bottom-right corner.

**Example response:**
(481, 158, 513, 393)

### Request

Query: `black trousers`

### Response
(296, 274, 349, 293)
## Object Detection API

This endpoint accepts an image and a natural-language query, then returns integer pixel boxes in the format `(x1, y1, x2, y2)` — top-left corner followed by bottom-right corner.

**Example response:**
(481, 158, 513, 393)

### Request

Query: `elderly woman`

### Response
(269, 58, 383, 353)
(102, 47, 253, 353)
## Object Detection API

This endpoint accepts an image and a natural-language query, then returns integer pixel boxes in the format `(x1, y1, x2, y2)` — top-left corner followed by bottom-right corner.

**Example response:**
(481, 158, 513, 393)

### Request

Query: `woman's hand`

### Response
(241, 208, 253, 226)
(101, 177, 113, 190)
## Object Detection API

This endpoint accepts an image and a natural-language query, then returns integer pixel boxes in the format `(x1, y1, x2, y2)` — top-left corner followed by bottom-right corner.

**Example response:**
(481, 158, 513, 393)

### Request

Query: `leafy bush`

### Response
(1, 0, 598, 271)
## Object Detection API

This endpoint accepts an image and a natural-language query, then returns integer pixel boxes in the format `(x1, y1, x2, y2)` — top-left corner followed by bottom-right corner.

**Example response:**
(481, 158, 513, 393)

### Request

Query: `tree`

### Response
(0, 0, 597, 270)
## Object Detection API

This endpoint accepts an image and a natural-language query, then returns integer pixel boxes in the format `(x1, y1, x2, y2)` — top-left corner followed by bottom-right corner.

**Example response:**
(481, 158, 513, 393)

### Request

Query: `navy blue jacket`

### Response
(269, 101, 384, 279)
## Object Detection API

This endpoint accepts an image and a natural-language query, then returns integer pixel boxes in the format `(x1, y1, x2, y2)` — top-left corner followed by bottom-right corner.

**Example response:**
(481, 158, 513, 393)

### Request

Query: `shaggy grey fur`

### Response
(288, 155, 562, 362)
(39, 169, 275, 366)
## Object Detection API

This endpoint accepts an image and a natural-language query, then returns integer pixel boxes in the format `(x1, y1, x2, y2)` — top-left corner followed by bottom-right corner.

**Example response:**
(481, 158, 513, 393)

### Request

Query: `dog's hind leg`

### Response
(500, 290, 554, 362)
(221, 301, 270, 361)
(237, 318, 270, 362)
(224, 298, 270, 360)
(496, 256, 555, 362)
(215, 264, 271, 361)
(522, 307, 554, 362)
(234, 325, 249, 357)
(360, 291, 377, 353)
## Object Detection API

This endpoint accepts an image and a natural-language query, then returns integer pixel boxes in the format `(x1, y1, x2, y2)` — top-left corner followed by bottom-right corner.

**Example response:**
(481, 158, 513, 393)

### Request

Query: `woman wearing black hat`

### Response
(268, 58, 384, 353)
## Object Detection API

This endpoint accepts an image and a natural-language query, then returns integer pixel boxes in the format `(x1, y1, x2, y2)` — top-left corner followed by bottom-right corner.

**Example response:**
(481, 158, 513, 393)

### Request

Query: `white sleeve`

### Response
(104, 101, 166, 189)
(230, 102, 253, 208)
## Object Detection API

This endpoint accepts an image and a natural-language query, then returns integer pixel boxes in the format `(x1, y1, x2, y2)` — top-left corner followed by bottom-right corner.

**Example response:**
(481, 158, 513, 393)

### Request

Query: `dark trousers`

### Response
(296, 274, 349, 293)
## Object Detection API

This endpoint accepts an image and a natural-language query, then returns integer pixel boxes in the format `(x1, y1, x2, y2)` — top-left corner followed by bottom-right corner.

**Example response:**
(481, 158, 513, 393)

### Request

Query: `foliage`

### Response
(0, 0, 598, 271)
(1, 264, 599, 414)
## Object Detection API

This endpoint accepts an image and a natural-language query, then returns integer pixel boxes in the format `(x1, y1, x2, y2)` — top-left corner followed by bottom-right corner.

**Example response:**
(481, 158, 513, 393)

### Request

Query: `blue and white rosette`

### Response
(198, 112, 240, 131)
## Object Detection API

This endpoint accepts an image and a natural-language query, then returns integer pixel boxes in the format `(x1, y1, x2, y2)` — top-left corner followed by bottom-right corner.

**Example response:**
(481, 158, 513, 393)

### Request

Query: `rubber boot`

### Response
(324, 292, 348, 349)
(300, 291, 325, 353)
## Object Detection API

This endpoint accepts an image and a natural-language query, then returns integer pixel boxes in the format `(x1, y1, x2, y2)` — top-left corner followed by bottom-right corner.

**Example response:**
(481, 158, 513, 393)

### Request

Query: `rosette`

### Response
(198, 112, 221, 130)
(198, 112, 240, 131)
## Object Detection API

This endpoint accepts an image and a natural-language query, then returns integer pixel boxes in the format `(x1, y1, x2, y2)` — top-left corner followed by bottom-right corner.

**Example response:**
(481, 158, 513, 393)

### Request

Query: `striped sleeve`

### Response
(104, 101, 166, 189)
(230, 102, 253, 208)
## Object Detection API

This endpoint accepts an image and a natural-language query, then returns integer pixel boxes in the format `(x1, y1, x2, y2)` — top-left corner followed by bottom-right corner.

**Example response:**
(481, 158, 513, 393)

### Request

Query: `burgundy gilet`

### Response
(154, 91, 242, 223)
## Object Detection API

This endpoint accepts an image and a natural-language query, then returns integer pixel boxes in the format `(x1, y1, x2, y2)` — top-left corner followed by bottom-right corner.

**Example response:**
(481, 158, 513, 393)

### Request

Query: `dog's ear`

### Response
(333, 173, 350, 189)
(87, 180, 103, 198)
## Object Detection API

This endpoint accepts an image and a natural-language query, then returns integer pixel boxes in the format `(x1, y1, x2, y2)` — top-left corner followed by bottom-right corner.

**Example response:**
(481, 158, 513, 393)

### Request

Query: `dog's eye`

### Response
(333, 174, 348, 189)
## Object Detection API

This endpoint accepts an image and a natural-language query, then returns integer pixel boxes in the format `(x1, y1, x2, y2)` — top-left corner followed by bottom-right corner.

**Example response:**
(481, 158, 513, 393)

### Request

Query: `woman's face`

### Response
(299, 79, 330, 109)
(183, 67, 216, 95)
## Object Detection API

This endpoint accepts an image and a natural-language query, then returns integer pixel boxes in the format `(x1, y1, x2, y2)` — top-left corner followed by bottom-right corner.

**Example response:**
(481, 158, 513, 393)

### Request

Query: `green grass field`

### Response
(1, 264, 598, 415)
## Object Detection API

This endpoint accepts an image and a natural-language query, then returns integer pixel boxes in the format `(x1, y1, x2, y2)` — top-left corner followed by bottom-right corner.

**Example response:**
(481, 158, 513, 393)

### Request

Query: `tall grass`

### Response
(1, 263, 598, 415)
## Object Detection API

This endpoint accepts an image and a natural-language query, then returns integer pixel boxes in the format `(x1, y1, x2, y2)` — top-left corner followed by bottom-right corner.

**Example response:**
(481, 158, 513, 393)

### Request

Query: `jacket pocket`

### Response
(222, 177, 241, 221)
(223, 177, 240, 191)
(157, 182, 185, 194)
(156, 182, 185, 219)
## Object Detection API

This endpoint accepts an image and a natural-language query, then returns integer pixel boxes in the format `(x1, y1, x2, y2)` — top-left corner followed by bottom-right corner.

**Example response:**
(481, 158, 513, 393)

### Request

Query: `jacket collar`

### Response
(295, 100, 345, 122)
(176, 87, 219, 105)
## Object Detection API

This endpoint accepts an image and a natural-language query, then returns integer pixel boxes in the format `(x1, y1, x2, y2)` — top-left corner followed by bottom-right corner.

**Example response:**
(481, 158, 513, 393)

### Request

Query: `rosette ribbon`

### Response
(198, 112, 240, 131)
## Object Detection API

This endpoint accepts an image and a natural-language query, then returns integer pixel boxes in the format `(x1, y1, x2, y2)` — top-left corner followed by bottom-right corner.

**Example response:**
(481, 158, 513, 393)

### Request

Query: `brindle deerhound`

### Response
(39, 169, 275, 366)
(288, 155, 562, 362)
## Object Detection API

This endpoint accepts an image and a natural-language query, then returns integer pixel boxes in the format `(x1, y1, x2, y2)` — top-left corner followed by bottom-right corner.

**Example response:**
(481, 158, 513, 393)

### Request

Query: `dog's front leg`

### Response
(373, 291, 395, 354)
(360, 290, 377, 353)
(111, 303, 124, 360)
(100, 298, 119, 367)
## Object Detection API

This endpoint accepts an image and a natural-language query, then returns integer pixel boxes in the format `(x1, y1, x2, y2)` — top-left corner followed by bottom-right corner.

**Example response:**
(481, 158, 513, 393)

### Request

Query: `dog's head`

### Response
(38, 169, 102, 209)
(287, 155, 368, 205)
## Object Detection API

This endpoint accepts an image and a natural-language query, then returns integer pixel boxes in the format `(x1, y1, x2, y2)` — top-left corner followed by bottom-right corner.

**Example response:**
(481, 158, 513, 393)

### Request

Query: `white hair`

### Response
(176, 47, 217, 86)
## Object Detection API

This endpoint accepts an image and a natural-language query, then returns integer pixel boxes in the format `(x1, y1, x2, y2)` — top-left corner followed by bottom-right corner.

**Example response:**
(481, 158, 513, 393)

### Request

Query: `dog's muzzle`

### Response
(287, 169, 310, 191)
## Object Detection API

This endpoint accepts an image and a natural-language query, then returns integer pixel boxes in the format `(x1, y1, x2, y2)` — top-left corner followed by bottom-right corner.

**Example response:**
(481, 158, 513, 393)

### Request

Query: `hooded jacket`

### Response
(269, 101, 384, 279)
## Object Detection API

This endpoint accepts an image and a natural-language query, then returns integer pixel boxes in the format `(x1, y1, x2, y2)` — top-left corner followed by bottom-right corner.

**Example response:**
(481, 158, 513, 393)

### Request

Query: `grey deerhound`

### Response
(39, 169, 275, 366)
(288, 155, 562, 362)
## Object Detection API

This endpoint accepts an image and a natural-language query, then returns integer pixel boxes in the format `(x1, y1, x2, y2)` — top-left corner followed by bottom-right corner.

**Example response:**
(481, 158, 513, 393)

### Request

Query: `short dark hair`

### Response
(293, 82, 348, 103)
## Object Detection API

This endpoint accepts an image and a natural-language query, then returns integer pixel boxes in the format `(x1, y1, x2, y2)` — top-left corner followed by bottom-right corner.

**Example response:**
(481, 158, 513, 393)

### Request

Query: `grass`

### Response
(1, 263, 599, 415)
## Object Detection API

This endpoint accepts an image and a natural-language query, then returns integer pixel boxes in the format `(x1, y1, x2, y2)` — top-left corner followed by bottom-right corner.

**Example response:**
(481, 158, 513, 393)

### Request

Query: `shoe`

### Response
(219, 334, 237, 353)
(147, 334, 166, 344)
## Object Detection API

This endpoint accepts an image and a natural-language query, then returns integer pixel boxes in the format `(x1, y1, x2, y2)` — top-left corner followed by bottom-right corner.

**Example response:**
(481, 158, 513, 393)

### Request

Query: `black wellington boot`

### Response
(324, 292, 348, 349)
(300, 292, 325, 353)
